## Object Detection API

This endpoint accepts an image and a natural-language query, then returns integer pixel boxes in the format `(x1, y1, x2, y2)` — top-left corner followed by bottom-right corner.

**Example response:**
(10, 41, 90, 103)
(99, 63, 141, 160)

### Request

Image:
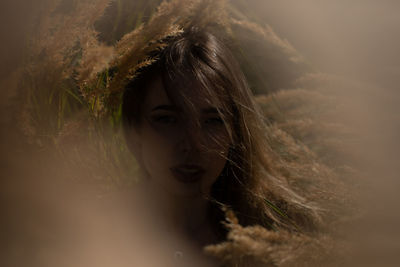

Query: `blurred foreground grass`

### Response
(10, 0, 321, 189)
(0, 1, 364, 266)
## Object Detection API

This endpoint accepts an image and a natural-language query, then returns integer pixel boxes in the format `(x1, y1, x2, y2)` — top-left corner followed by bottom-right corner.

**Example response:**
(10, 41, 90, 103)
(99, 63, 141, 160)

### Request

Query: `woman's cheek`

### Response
(139, 131, 166, 172)
(207, 147, 229, 176)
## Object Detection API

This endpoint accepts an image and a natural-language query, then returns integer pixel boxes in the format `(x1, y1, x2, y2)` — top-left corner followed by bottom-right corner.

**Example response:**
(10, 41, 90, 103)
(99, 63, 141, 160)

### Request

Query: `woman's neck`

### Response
(143, 180, 216, 245)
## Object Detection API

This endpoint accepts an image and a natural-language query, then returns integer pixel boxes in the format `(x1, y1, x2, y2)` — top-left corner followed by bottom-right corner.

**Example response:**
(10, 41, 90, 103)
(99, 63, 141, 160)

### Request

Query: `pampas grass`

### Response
(16, 0, 111, 144)
(8, 0, 362, 266)
(205, 209, 351, 267)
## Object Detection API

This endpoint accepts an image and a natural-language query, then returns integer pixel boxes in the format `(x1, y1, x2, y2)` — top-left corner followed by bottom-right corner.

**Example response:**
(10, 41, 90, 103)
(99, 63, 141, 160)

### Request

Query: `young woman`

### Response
(121, 27, 319, 264)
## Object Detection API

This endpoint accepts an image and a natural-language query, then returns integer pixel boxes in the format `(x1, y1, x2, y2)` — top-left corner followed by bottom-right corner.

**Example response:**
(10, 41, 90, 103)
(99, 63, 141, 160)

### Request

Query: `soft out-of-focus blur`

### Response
(246, 1, 400, 266)
(1, 0, 399, 266)
(244, 0, 400, 87)
(242, 1, 400, 264)
(1, 1, 399, 96)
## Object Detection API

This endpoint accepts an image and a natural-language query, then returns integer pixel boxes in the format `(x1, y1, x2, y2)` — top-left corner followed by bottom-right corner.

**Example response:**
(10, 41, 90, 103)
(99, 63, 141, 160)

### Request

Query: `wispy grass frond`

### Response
(205, 208, 350, 267)
(16, 0, 112, 145)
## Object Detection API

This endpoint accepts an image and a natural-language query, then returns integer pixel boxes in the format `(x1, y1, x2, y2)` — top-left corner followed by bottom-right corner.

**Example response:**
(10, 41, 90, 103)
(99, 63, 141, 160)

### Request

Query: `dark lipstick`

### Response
(170, 164, 205, 183)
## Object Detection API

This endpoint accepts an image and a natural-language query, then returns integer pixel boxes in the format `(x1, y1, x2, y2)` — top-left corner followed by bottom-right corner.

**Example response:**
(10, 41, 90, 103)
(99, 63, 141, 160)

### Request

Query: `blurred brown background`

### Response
(0, 0, 399, 266)
(2, 0, 400, 89)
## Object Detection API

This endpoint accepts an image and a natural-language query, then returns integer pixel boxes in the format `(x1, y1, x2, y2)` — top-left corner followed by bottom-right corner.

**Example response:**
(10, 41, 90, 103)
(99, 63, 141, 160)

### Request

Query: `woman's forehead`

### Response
(144, 76, 224, 113)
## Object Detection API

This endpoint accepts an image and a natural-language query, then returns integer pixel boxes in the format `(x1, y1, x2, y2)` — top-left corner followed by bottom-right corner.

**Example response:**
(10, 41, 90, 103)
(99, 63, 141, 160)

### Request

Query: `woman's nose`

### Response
(178, 124, 204, 153)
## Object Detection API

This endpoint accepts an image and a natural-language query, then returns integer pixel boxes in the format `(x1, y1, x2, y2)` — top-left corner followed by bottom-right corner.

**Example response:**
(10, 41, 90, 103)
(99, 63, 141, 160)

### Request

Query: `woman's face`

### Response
(128, 76, 232, 197)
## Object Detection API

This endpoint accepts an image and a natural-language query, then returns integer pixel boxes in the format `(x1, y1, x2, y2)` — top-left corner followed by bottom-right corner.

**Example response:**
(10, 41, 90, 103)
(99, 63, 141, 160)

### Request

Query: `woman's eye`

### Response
(151, 115, 178, 124)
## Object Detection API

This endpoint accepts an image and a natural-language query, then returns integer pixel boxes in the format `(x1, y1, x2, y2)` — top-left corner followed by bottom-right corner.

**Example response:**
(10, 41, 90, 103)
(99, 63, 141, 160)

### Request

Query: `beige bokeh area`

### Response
(235, 5, 400, 265)
(1, 0, 399, 266)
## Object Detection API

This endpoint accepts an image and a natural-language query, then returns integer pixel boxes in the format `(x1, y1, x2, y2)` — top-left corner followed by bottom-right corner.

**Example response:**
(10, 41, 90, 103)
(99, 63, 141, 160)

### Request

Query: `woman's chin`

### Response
(169, 182, 205, 198)
(148, 172, 212, 198)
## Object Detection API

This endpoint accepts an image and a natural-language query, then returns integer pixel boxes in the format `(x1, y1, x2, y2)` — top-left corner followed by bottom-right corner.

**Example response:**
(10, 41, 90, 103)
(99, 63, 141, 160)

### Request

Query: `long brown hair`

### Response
(122, 27, 320, 237)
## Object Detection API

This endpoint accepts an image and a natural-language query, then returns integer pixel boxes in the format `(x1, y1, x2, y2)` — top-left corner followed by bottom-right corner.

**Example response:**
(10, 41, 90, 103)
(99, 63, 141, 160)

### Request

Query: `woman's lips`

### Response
(170, 164, 205, 183)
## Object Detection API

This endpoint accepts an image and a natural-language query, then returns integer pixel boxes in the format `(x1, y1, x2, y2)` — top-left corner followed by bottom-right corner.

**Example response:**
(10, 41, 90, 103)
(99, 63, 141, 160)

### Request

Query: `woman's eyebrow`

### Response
(151, 105, 180, 112)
